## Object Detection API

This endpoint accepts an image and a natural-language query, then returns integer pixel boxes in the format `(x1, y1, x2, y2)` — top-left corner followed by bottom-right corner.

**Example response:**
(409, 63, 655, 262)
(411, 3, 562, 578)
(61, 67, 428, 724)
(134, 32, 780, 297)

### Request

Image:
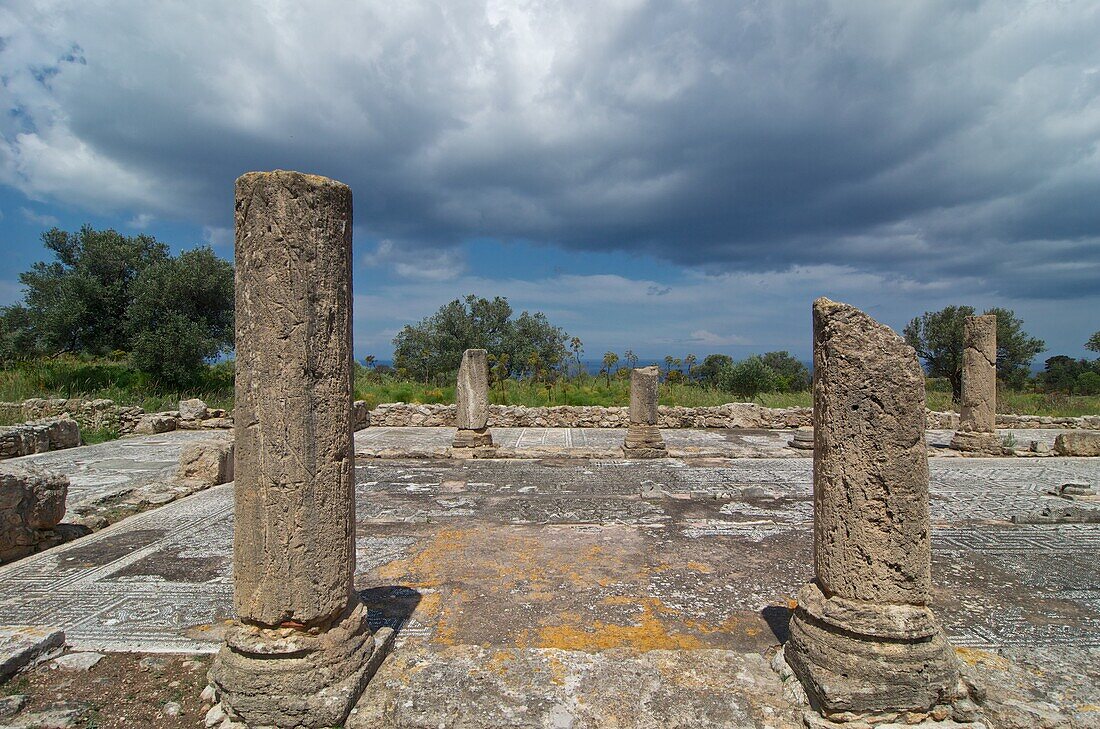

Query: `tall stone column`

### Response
(785, 298, 964, 720)
(622, 366, 666, 458)
(951, 314, 1001, 454)
(210, 171, 384, 728)
(453, 348, 493, 448)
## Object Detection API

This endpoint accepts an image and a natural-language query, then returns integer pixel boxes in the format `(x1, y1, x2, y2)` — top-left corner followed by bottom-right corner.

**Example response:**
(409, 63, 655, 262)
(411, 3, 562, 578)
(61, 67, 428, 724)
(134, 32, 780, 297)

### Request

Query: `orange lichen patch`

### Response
(954, 646, 1011, 669)
(522, 600, 705, 653)
(545, 654, 569, 686)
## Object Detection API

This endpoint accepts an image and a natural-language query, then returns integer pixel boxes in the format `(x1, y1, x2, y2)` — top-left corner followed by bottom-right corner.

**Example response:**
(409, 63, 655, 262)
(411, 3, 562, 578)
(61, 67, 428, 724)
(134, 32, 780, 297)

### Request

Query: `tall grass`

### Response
(0, 356, 234, 411)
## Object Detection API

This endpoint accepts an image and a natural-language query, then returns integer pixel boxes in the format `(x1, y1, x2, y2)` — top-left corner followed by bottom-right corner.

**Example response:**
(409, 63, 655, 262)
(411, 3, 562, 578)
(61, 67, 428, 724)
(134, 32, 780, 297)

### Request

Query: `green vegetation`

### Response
(0, 355, 1097, 418)
(0, 355, 234, 412)
(0, 226, 234, 388)
(392, 295, 570, 382)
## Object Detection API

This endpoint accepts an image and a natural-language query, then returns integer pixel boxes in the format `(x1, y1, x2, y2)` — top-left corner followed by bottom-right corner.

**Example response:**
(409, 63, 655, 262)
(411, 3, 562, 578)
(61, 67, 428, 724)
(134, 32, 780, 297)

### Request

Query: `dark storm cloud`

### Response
(2, 0, 1100, 297)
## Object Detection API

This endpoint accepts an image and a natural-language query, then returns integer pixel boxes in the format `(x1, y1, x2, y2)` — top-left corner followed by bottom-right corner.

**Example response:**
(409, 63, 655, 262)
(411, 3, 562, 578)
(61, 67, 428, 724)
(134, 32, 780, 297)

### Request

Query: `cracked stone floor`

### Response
(3, 428, 1100, 727)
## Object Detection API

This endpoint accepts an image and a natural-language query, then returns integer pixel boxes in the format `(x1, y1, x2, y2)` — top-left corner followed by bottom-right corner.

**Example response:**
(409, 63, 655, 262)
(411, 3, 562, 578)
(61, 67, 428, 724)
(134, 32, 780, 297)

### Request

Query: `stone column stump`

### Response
(452, 349, 493, 449)
(209, 171, 388, 728)
(785, 298, 968, 722)
(623, 366, 666, 458)
(950, 314, 1002, 454)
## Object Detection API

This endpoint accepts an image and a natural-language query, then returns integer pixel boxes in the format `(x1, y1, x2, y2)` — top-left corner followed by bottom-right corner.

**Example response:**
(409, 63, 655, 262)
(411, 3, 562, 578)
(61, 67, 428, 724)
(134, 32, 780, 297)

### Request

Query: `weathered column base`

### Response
(785, 582, 968, 722)
(452, 427, 493, 448)
(209, 600, 392, 728)
(622, 424, 667, 458)
(949, 430, 1004, 455)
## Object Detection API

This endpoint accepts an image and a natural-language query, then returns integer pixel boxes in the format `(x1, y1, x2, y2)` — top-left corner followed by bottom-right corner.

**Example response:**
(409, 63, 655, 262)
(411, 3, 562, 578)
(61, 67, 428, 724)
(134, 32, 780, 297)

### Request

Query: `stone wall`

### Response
(369, 402, 1100, 431)
(369, 402, 813, 429)
(0, 418, 81, 460)
(3, 398, 145, 434)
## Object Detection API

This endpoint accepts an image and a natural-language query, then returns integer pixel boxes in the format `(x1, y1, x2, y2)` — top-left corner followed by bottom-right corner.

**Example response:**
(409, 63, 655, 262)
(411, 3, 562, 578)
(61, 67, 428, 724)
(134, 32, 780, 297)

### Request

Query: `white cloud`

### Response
(0, 0, 1097, 297)
(202, 225, 233, 248)
(362, 239, 467, 281)
(126, 212, 154, 228)
(20, 206, 58, 227)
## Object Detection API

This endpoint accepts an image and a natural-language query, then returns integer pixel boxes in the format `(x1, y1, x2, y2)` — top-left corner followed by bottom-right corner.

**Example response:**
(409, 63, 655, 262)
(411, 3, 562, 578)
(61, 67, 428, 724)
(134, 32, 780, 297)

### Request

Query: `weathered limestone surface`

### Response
(623, 367, 667, 458)
(0, 626, 65, 681)
(0, 463, 68, 563)
(175, 439, 234, 486)
(178, 398, 208, 421)
(952, 315, 1001, 454)
(210, 170, 380, 728)
(786, 298, 964, 720)
(453, 349, 492, 448)
(1054, 431, 1100, 457)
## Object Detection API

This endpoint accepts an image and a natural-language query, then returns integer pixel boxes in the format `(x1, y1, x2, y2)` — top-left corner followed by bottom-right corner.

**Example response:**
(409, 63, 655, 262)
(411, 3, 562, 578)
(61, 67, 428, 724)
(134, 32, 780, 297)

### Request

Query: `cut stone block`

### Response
(0, 626, 65, 681)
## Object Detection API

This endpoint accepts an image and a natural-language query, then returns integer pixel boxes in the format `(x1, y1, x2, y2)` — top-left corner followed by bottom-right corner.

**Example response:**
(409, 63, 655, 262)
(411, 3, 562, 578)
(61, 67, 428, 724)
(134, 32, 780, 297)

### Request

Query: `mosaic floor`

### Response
(0, 444, 1097, 655)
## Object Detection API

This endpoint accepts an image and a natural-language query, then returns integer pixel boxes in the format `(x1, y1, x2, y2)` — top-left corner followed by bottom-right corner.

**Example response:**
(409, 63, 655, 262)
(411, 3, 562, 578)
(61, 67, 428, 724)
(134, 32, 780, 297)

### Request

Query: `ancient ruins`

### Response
(622, 365, 667, 458)
(0, 173, 1097, 729)
(951, 314, 1001, 454)
(784, 299, 969, 722)
(208, 171, 388, 727)
(452, 348, 493, 448)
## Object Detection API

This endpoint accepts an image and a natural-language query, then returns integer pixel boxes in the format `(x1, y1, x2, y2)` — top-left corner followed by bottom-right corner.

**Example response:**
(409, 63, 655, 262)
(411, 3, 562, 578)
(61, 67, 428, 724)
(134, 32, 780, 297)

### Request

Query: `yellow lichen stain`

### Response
(545, 654, 569, 686)
(954, 646, 1011, 669)
(1077, 704, 1100, 712)
(523, 600, 705, 652)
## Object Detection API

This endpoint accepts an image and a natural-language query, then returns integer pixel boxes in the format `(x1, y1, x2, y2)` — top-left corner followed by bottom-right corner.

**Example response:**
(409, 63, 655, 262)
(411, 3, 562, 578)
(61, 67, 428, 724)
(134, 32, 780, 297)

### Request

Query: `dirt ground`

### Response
(1, 652, 210, 728)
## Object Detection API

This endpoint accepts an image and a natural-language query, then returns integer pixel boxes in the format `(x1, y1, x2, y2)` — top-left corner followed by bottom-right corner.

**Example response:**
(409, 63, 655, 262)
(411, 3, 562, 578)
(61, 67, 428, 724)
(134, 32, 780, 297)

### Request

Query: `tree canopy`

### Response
(1088, 331, 1100, 353)
(392, 295, 570, 382)
(0, 226, 234, 388)
(903, 306, 1045, 401)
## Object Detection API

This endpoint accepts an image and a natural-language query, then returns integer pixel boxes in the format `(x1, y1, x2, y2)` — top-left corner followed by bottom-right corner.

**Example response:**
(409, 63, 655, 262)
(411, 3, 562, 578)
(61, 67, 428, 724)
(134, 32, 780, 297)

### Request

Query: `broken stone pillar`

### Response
(785, 298, 964, 720)
(951, 314, 1001, 454)
(623, 366, 666, 458)
(210, 171, 386, 728)
(452, 349, 493, 448)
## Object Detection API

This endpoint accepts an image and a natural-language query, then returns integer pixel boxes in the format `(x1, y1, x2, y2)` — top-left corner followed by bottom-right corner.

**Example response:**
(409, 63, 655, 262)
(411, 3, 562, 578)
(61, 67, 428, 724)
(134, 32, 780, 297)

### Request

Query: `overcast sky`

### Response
(2, 0, 1099, 362)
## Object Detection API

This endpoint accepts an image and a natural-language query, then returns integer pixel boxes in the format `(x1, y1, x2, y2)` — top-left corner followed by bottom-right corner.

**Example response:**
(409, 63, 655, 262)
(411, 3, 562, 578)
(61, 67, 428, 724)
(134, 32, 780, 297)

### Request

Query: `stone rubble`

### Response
(1054, 431, 1100, 456)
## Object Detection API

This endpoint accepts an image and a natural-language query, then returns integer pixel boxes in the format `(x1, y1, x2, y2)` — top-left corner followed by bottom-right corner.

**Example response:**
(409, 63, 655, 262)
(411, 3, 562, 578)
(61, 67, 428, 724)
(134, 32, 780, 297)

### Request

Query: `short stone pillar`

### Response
(210, 171, 384, 728)
(623, 366, 666, 458)
(452, 349, 493, 448)
(951, 314, 1001, 454)
(785, 298, 964, 720)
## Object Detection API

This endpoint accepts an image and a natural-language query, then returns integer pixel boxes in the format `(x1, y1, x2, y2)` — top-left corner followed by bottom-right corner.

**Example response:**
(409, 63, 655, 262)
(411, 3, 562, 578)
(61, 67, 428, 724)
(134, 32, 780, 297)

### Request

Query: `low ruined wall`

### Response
(0, 417, 81, 460)
(4, 398, 145, 434)
(369, 402, 813, 429)
(370, 403, 1100, 431)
